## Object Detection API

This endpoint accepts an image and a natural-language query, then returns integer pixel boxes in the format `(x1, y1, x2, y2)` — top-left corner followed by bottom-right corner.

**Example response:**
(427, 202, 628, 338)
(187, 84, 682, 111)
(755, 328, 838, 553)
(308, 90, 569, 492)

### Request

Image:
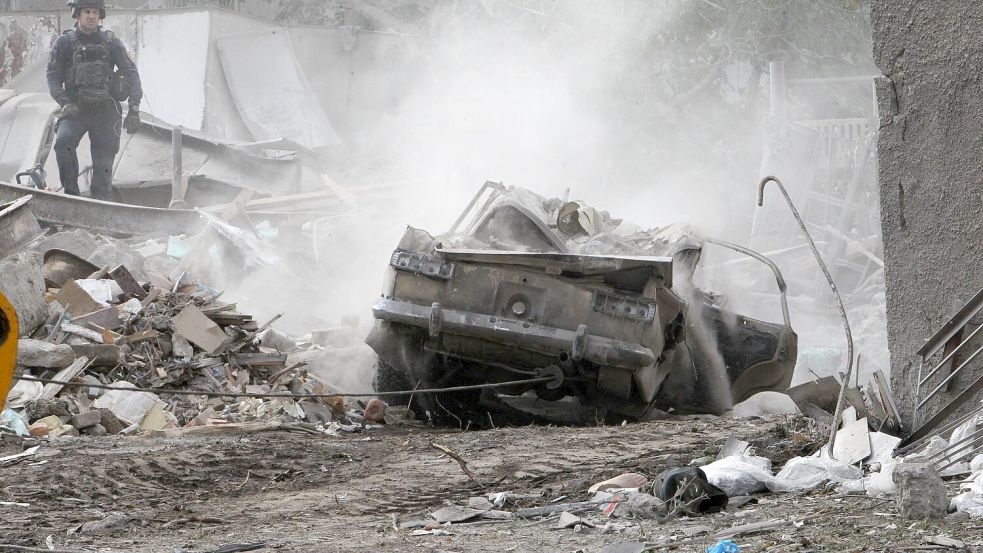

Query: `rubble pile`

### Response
(1, 228, 398, 442)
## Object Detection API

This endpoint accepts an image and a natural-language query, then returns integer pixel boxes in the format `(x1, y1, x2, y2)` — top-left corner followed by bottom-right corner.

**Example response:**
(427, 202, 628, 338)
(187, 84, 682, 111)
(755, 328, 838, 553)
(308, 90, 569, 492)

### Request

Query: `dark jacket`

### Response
(46, 28, 143, 109)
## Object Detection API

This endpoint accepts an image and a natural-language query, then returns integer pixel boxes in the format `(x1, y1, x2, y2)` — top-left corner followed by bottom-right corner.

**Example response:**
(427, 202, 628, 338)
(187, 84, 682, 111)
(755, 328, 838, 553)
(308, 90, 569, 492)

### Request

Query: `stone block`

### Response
(893, 462, 947, 519)
(70, 410, 103, 429)
(17, 339, 76, 368)
(70, 344, 122, 368)
(84, 423, 107, 436)
(301, 401, 333, 425)
(98, 408, 126, 435)
(0, 250, 47, 336)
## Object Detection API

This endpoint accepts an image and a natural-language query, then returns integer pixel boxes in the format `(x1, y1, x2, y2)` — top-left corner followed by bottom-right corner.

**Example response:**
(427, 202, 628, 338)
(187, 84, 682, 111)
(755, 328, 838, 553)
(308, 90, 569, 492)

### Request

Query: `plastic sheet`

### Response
(0, 407, 29, 436)
(701, 455, 773, 496)
(770, 454, 863, 492)
(706, 539, 740, 553)
(93, 381, 159, 425)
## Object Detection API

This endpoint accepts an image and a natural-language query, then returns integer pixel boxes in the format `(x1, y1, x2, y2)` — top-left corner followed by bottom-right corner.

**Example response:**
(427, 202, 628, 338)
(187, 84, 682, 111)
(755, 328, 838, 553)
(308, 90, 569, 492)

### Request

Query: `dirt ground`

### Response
(1, 415, 979, 553)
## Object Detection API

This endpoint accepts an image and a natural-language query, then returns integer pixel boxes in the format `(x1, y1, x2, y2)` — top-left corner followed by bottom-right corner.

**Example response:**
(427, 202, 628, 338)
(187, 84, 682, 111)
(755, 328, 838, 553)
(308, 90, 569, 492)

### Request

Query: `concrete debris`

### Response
(15, 339, 75, 369)
(431, 506, 481, 523)
(0, 250, 47, 336)
(924, 534, 965, 548)
(2, 227, 405, 443)
(893, 462, 947, 519)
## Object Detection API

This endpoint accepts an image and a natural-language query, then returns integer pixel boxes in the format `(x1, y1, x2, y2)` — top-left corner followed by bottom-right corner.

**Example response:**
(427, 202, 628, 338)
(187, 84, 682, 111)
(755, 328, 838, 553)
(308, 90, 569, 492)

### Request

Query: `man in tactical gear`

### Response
(46, 0, 142, 201)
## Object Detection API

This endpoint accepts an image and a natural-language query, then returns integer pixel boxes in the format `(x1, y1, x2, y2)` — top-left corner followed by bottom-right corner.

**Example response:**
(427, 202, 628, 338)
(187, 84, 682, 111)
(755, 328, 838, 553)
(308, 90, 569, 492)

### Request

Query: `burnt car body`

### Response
(366, 182, 797, 422)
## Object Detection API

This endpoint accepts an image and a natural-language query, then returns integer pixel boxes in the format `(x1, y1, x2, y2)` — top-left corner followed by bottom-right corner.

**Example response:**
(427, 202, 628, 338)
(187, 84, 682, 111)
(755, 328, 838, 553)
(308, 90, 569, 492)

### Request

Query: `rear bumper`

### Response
(371, 298, 655, 371)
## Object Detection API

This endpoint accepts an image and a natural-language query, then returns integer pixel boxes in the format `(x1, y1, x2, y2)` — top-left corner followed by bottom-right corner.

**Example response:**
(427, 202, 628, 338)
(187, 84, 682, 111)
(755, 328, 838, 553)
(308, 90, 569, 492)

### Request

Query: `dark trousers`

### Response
(54, 101, 122, 201)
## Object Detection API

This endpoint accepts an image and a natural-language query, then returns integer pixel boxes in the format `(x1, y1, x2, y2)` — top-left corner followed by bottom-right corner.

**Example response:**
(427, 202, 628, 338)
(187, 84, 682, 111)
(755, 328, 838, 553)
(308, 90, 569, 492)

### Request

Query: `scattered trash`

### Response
(653, 467, 729, 514)
(706, 539, 740, 553)
(589, 472, 648, 493)
(0, 407, 28, 436)
(0, 445, 39, 466)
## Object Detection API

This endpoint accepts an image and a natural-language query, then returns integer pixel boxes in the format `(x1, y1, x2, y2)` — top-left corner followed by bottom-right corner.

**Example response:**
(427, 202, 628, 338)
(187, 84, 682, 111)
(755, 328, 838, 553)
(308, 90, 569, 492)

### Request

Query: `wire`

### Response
(13, 374, 556, 400)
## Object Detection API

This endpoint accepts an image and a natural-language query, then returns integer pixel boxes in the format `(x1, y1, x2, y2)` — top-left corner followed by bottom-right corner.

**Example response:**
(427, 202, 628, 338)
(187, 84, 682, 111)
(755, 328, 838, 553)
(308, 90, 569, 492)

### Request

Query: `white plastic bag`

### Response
(700, 455, 774, 496)
(771, 454, 862, 492)
(93, 381, 158, 425)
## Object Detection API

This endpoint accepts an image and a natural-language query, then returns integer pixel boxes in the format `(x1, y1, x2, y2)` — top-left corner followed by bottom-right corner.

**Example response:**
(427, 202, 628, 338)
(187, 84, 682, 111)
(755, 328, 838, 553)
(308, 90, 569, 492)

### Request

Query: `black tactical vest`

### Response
(69, 30, 128, 105)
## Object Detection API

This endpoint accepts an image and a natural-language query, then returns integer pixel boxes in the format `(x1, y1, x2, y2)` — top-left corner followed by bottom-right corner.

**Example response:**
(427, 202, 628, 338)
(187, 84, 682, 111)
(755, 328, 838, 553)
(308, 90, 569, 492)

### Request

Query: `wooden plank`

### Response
(109, 265, 147, 299)
(39, 356, 90, 400)
(123, 329, 161, 344)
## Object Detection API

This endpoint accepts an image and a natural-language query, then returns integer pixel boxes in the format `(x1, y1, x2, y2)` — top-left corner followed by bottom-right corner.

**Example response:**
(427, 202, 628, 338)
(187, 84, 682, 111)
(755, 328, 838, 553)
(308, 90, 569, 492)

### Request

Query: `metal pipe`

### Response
(171, 126, 182, 203)
(757, 175, 853, 457)
(917, 343, 983, 409)
(704, 237, 790, 327)
(900, 404, 983, 455)
(923, 425, 983, 461)
(915, 356, 924, 423)
(448, 180, 500, 235)
(919, 323, 983, 386)
(936, 442, 983, 474)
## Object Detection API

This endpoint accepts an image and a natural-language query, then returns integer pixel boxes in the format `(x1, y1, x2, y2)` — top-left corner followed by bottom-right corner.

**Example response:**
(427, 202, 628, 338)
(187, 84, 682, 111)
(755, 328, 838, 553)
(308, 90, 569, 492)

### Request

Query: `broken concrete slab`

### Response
(431, 505, 481, 523)
(172, 304, 229, 354)
(16, 339, 76, 369)
(70, 410, 102, 430)
(0, 250, 47, 336)
(42, 248, 101, 288)
(0, 196, 44, 259)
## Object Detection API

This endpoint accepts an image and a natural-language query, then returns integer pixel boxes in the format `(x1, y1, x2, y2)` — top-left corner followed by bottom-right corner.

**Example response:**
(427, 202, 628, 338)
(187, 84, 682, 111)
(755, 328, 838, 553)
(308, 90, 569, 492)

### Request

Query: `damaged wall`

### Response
(870, 3, 983, 424)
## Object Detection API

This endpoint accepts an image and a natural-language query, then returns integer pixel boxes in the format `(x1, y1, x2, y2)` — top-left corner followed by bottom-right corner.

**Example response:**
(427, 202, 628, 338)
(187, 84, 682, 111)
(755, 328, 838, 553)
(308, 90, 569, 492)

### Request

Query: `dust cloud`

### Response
(213, 1, 885, 396)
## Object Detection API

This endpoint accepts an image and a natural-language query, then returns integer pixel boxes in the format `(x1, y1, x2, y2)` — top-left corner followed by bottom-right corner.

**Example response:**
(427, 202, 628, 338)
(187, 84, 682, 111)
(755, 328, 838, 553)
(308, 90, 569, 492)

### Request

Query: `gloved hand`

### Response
(124, 108, 141, 134)
(60, 103, 80, 119)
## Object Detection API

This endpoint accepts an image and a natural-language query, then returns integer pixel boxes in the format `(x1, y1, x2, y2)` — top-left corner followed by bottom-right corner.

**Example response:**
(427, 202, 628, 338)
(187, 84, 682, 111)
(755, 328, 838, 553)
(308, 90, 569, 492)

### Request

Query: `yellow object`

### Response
(0, 290, 18, 412)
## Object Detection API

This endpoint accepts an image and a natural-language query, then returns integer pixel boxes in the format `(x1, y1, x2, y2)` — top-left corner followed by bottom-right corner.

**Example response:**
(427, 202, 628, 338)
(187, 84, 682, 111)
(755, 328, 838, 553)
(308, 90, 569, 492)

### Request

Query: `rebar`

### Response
(757, 175, 854, 457)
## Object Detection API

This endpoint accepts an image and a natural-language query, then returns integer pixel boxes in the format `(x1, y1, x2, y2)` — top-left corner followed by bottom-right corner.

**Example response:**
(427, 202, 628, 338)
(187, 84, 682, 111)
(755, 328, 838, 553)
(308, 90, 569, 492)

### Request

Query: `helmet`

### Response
(67, 0, 106, 19)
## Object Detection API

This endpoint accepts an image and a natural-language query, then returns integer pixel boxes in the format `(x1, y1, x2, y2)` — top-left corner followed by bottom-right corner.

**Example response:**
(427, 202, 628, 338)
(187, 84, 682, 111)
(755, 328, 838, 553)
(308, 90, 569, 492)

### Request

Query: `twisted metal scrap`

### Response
(757, 175, 854, 457)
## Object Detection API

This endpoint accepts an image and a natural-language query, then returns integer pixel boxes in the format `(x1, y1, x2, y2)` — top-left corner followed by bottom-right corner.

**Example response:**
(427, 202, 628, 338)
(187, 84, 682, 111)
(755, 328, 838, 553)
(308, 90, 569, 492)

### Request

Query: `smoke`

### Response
(209, 1, 883, 395)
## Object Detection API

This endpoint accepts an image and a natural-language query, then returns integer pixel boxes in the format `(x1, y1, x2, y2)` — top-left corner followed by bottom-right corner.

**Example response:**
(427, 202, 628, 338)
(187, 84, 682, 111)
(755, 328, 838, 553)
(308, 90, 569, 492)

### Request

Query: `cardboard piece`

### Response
(123, 329, 161, 344)
(54, 279, 104, 317)
(172, 304, 229, 354)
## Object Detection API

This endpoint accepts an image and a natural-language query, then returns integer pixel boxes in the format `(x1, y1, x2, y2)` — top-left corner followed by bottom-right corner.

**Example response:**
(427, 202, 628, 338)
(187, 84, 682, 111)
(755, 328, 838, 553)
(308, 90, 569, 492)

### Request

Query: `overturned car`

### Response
(366, 182, 797, 423)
